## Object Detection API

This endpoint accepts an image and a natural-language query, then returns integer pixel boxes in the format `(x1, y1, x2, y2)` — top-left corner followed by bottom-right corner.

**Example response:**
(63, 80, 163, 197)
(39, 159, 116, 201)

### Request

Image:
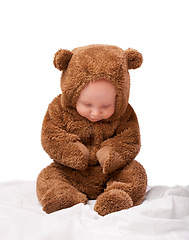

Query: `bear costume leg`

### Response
(36, 163, 88, 214)
(94, 160, 147, 216)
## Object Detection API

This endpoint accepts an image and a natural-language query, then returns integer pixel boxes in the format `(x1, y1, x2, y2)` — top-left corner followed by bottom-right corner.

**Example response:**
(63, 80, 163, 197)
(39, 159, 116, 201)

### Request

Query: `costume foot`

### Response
(94, 189, 133, 216)
(41, 189, 88, 214)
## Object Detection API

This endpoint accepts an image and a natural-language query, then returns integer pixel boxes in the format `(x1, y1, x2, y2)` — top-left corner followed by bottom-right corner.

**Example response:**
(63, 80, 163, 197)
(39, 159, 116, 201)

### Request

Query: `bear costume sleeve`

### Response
(97, 104, 141, 174)
(41, 95, 89, 170)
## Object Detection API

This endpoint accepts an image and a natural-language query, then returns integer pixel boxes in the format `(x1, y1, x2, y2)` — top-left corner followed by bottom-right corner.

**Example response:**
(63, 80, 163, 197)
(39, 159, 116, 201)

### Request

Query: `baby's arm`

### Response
(41, 95, 89, 170)
(96, 104, 141, 174)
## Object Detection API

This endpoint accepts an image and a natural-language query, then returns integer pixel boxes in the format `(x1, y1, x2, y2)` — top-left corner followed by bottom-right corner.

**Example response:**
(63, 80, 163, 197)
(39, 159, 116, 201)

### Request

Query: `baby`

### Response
(76, 79, 116, 123)
(36, 44, 147, 216)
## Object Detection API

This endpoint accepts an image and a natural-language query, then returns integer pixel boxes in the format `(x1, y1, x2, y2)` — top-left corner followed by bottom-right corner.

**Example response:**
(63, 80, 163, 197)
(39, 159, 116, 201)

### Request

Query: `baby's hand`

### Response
(96, 147, 124, 174)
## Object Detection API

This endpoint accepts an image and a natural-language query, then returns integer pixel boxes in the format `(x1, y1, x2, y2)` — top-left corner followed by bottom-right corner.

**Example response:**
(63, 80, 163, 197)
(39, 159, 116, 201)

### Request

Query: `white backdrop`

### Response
(0, 0, 188, 186)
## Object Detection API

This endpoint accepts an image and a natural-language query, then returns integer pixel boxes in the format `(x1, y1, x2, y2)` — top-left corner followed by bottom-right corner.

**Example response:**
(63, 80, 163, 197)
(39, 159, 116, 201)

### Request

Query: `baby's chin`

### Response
(86, 115, 113, 122)
(88, 117, 111, 122)
(88, 117, 102, 122)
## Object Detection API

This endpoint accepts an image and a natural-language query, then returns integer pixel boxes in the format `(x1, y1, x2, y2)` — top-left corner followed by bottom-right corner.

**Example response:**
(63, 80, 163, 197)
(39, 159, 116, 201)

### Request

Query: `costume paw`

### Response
(74, 141, 90, 160)
(96, 147, 125, 174)
(94, 189, 133, 216)
(41, 188, 88, 214)
(61, 142, 89, 170)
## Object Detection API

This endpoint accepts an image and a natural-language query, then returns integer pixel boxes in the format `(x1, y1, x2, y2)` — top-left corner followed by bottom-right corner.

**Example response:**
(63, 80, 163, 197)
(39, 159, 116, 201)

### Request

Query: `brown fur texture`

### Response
(36, 44, 147, 216)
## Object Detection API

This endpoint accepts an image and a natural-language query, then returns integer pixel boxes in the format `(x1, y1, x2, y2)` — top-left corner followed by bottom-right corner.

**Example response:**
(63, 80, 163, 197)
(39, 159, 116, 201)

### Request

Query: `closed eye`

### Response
(101, 104, 111, 108)
(84, 103, 92, 107)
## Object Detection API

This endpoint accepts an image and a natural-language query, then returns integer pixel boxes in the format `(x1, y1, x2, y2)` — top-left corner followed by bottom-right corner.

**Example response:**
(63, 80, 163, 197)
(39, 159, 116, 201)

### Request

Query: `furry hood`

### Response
(53, 44, 143, 121)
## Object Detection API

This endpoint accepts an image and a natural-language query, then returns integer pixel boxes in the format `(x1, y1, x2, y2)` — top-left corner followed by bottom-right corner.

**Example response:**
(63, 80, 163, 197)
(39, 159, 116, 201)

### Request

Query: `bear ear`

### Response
(53, 49, 73, 71)
(125, 48, 143, 69)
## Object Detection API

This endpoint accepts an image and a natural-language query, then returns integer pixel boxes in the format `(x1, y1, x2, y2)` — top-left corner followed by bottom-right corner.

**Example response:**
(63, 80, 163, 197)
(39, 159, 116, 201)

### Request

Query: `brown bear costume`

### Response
(36, 44, 147, 216)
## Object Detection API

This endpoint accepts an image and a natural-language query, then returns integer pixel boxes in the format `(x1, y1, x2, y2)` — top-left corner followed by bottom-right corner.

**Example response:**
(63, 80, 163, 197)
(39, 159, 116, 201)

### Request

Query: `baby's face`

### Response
(76, 80, 116, 122)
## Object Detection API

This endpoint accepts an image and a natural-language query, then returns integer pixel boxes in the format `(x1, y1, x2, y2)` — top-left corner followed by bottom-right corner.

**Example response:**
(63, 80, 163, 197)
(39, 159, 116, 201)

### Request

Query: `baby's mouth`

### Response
(89, 117, 101, 122)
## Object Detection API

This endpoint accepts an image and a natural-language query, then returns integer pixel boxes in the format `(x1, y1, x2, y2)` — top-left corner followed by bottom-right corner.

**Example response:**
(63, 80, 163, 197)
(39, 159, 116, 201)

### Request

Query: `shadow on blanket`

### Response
(0, 181, 189, 240)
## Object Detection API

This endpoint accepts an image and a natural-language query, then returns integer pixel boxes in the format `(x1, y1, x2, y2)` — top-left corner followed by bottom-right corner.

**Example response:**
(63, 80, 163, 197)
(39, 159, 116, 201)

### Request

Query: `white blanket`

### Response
(0, 181, 189, 240)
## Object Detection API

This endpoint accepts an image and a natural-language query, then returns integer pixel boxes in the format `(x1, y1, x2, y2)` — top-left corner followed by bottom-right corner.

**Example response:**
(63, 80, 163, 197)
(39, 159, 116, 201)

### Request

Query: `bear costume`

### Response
(36, 44, 147, 216)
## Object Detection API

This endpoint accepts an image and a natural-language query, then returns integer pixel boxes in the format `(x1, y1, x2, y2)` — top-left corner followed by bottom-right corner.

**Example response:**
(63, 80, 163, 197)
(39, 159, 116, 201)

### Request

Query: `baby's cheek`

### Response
(80, 108, 90, 119)
(105, 108, 115, 119)
(76, 104, 85, 116)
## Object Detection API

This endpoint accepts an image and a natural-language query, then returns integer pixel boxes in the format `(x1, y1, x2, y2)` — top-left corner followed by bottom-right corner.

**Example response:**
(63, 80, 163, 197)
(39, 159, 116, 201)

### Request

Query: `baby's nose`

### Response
(91, 107, 100, 117)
